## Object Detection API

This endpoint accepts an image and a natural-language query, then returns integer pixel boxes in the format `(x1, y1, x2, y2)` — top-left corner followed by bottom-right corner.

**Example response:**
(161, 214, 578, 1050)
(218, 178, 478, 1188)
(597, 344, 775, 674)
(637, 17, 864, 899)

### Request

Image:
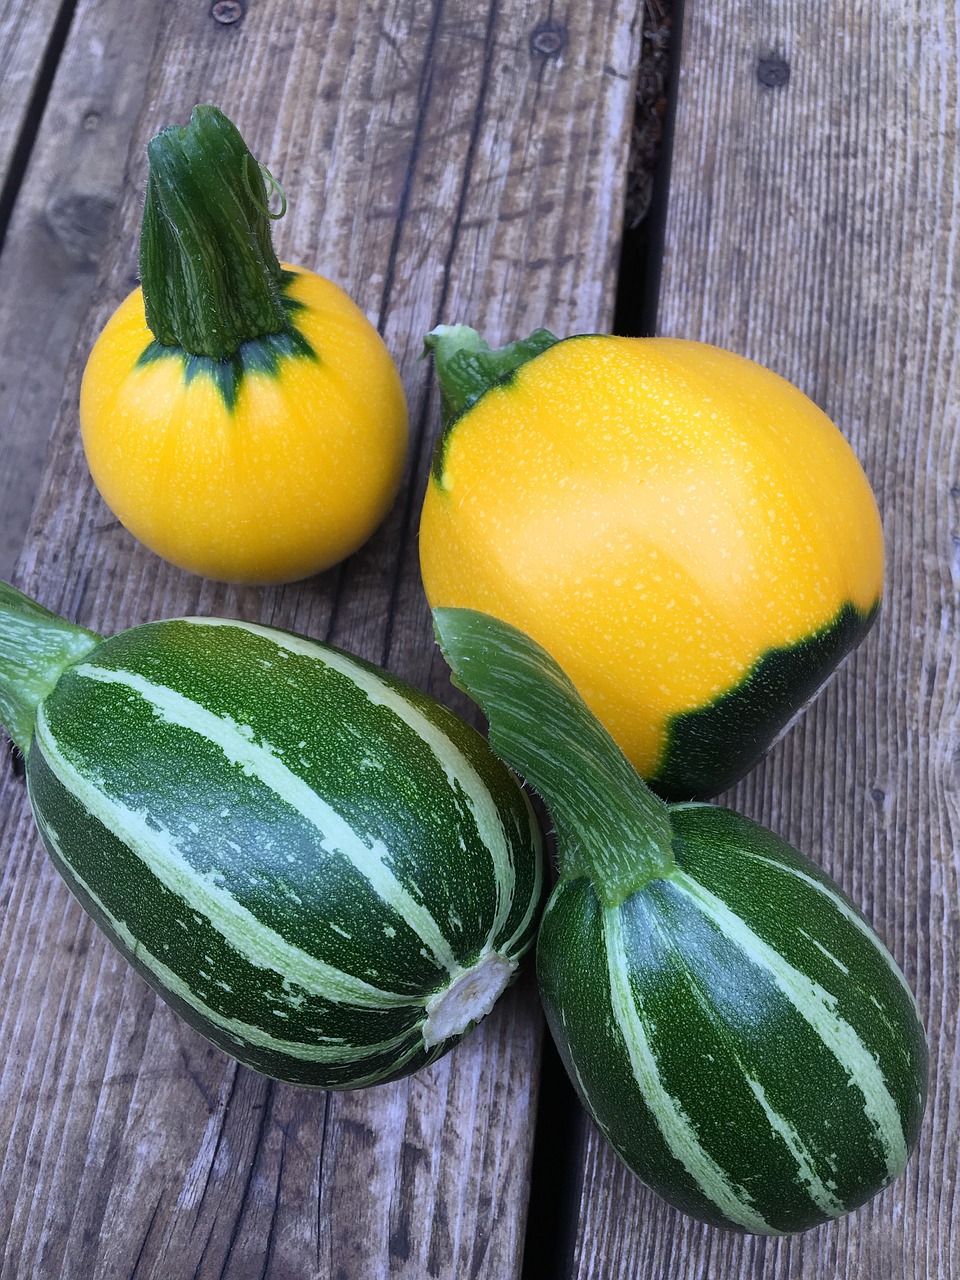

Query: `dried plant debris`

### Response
(625, 0, 673, 230)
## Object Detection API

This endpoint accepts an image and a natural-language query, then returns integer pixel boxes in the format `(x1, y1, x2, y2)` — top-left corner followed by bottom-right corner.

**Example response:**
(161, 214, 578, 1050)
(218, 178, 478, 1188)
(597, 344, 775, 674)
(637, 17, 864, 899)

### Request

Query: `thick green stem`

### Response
(140, 105, 289, 360)
(433, 608, 675, 908)
(424, 325, 559, 433)
(0, 582, 101, 756)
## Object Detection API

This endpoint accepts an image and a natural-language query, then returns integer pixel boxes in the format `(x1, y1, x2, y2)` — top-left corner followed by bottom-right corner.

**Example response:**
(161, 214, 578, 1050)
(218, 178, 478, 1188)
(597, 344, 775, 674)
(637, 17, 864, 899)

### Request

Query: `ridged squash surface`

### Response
(26, 616, 543, 1088)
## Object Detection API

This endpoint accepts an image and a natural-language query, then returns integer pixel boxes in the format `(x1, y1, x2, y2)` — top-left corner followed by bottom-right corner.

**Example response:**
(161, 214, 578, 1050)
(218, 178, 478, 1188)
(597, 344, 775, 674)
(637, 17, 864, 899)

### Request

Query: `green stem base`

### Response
(0, 583, 100, 756)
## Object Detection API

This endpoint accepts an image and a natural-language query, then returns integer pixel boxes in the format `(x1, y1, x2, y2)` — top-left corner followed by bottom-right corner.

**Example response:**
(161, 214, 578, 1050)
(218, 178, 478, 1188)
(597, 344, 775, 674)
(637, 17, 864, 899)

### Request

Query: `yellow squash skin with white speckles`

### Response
(419, 335, 884, 797)
(80, 267, 408, 585)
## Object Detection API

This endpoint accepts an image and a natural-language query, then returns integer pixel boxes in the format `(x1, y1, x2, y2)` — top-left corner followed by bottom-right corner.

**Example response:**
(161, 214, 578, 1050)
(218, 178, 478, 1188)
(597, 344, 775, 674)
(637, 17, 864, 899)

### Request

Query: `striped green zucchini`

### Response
(0, 582, 543, 1089)
(434, 607, 928, 1234)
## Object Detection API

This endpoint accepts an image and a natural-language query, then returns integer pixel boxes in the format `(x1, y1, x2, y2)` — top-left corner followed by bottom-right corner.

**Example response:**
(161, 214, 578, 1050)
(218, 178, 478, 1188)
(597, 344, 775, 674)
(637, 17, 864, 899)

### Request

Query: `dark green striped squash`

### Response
(0, 583, 543, 1089)
(434, 607, 927, 1234)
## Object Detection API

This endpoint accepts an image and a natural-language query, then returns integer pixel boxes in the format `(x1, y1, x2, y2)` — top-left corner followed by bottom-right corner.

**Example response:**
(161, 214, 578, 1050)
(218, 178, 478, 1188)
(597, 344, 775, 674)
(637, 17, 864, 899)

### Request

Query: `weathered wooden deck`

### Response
(0, 2, 956, 1277)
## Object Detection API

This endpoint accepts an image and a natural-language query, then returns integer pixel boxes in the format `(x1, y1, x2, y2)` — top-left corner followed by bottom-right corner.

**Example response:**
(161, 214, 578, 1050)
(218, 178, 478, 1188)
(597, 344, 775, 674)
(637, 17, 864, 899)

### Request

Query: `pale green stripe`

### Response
(34, 806, 422, 1065)
(186, 617, 519, 945)
(603, 907, 774, 1233)
(671, 869, 908, 1178)
(744, 1077, 846, 1218)
(799, 929, 851, 975)
(70, 661, 457, 973)
(35, 703, 417, 1009)
(739, 848, 919, 1008)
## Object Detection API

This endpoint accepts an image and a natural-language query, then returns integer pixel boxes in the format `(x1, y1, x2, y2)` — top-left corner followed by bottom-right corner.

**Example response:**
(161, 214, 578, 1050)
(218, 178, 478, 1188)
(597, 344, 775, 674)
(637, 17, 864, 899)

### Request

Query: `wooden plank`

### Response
(567, 2, 959, 1277)
(0, 2, 644, 1277)
(0, 0, 69, 195)
(0, 0, 168, 578)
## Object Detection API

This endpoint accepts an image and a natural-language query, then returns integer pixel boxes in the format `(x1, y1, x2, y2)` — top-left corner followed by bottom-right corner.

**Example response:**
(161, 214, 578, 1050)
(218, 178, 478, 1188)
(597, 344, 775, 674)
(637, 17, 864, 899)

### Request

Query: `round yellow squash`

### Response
(419, 327, 884, 798)
(79, 105, 407, 586)
(80, 266, 407, 585)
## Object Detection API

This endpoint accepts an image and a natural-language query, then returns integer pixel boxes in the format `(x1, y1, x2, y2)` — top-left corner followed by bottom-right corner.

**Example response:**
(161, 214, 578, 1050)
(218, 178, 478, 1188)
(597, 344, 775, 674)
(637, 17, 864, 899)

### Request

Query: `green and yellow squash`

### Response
(80, 106, 408, 585)
(420, 327, 884, 799)
(434, 607, 927, 1234)
(0, 583, 543, 1088)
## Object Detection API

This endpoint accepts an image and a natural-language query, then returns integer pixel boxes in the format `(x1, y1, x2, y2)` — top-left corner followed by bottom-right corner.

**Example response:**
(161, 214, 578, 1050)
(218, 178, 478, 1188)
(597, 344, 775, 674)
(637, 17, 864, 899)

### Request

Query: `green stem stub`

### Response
(424, 325, 559, 436)
(433, 607, 675, 907)
(140, 105, 289, 361)
(0, 582, 100, 757)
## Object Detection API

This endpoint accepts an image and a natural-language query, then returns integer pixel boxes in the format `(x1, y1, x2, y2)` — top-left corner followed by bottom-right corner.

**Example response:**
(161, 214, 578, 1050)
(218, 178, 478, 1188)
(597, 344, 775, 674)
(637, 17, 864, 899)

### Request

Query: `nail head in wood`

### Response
(530, 20, 566, 58)
(211, 0, 244, 24)
(757, 56, 790, 88)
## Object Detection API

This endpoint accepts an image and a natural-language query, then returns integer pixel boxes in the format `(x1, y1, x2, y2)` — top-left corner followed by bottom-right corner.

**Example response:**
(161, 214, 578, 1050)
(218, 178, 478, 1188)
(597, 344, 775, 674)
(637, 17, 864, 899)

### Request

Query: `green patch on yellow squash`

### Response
(420, 327, 883, 799)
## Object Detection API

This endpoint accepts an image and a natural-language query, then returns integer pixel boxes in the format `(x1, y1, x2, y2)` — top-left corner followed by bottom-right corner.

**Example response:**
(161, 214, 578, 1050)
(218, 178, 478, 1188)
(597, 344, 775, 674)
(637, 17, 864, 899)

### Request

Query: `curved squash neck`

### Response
(0, 582, 100, 756)
(139, 105, 289, 361)
(432, 608, 675, 907)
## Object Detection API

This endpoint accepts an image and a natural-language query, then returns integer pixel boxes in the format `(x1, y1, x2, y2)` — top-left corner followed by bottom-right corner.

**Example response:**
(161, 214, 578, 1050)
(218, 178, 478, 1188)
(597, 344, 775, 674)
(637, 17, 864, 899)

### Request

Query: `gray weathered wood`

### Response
(0, 1, 643, 1277)
(0, 0, 167, 578)
(567, 2, 960, 1276)
(0, 0, 69, 189)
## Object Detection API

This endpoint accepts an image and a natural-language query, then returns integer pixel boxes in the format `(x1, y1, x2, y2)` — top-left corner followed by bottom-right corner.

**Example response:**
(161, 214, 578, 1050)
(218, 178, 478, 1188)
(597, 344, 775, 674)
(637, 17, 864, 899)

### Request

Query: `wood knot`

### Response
(44, 190, 116, 263)
(757, 56, 790, 88)
(530, 20, 566, 58)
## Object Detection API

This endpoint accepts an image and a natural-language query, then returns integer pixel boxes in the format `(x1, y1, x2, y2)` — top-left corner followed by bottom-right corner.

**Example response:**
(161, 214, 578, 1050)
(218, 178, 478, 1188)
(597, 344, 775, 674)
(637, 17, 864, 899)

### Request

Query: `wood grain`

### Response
(567, 2, 960, 1276)
(0, 1, 643, 1277)
(0, 0, 70, 198)
(0, 0, 167, 578)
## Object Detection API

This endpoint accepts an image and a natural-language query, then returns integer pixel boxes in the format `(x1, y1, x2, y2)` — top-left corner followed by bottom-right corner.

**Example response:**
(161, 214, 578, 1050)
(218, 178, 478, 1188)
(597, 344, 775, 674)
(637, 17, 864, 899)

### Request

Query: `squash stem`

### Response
(0, 582, 100, 757)
(433, 608, 675, 908)
(139, 105, 289, 360)
(424, 325, 560, 433)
